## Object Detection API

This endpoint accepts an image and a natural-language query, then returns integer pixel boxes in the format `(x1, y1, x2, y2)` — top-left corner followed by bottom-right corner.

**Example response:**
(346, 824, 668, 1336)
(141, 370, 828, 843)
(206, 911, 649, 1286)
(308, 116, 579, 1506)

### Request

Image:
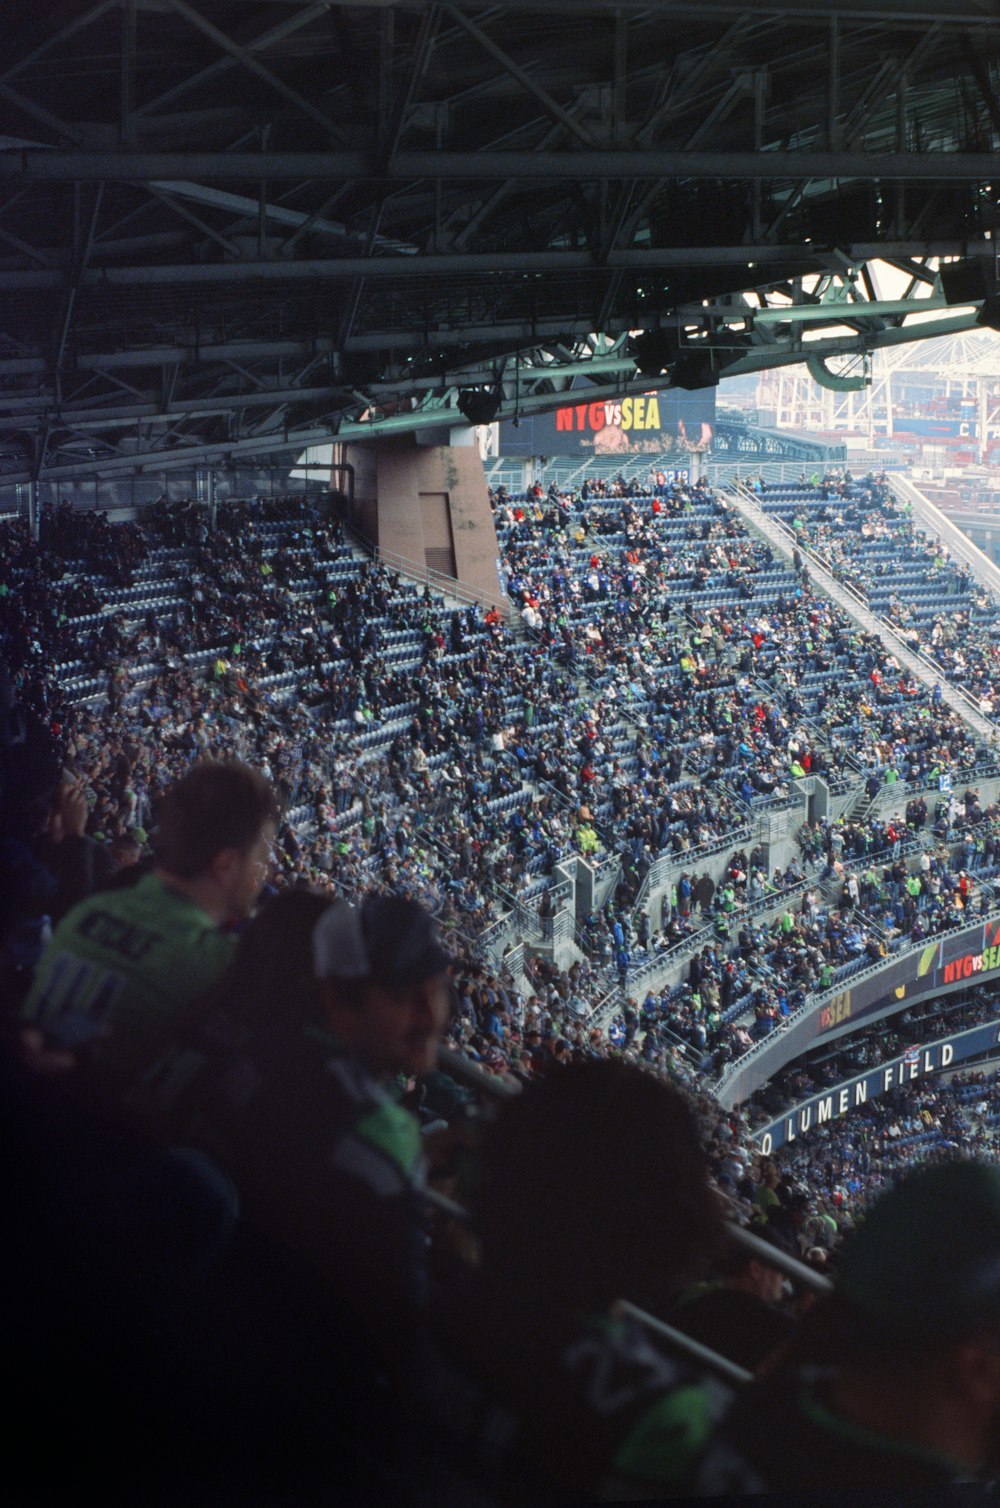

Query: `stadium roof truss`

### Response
(0, 0, 998, 482)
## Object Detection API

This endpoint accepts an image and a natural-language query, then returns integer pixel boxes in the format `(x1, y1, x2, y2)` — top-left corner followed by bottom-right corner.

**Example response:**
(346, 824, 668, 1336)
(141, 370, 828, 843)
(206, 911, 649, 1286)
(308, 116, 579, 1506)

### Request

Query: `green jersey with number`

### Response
(23, 873, 235, 1083)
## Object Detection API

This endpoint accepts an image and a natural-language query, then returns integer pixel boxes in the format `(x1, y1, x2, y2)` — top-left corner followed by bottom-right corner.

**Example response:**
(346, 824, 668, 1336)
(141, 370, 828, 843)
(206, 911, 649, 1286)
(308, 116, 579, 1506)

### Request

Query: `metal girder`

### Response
(963, 38, 1000, 139)
(133, 0, 335, 123)
(439, 3, 595, 146)
(0, 82, 83, 145)
(0, 315, 611, 378)
(0, 345, 618, 416)
(2, 424, 343, 481)
(750, 296, 951, 323)
(842, 23, 944, 150)
(144, 186, 243, 258)
(54, 183, 104, 384)
(162, 0, 346, 144)
(0, 0, 996, 492)
(635, 19, 754, 149)
(0, 239, 991, 292)
(1, 300, 984, 487)
(0, 222, 52, 267)
(148, 180, 415, 252)
(722, 308, 984, 377)
(215, 0, 999, 20)
(120, 0, 136, 147)
(1, 150, 997, 182)
(449, 116, 569, 251)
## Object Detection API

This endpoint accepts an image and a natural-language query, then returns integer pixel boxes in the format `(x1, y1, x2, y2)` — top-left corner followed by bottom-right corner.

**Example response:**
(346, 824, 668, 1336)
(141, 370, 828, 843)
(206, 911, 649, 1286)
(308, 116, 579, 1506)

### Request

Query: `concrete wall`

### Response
(344, 434, 499, 604)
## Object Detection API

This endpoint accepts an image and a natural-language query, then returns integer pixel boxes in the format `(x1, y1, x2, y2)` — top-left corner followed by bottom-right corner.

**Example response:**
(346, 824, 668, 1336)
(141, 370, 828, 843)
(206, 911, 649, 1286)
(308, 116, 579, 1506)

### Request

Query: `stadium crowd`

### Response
(6, 476, 1000, 1500)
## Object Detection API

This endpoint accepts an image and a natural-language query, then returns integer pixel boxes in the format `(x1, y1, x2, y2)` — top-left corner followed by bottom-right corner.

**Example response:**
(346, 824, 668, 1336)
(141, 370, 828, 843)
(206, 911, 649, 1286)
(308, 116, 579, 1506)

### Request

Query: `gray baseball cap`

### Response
(313, 894, 451, 989)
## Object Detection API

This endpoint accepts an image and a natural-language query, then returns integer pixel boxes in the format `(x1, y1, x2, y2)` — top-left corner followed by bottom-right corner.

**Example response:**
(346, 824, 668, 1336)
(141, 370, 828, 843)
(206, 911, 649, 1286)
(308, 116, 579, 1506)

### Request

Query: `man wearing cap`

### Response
(161, 891, 452, 1369)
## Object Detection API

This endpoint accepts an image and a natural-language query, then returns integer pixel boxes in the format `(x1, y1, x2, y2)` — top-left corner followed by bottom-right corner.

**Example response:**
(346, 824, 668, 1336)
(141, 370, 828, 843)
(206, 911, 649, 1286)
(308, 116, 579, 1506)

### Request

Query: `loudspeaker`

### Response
(976, 296, 1000, 332)
(457, 389, 501, 426)
(631, 329, 678, 376)
(939, 259, 993, 306)
(670, 351, 718, 390)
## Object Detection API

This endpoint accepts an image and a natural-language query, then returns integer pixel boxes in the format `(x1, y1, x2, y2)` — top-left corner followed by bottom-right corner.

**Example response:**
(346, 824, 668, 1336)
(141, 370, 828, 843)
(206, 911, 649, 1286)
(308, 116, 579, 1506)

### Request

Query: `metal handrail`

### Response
(889, 473, 1000, 607)
(349, 524, 515, 619)
(731, 481, 998, 748)
(713, 899, 1000, 1097)
(434, 1044, 834, 1330)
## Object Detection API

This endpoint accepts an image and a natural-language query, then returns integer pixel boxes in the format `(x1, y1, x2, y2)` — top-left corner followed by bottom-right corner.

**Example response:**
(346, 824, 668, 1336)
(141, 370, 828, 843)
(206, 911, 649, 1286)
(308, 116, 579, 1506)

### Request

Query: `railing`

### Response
(889, 473, 1000, 606)
(754, 483, 991, 742)
(476, 913, 517, 957)
(729, 482, 999, 748)
(598, 838, 895, 1016)
(896, 758, 1000, 796)
(629, 824, 754, 921)
(433, 1042, 834, 1369)
(584, 830, 997, 1084)
(591, 850, 622, 884)
(348, 525, 517, 621)
(713, 900, 1000, 1103)
(618, 874, 822, 1004)
(503, 941, 527, 982)
(550, 907, 576, 947)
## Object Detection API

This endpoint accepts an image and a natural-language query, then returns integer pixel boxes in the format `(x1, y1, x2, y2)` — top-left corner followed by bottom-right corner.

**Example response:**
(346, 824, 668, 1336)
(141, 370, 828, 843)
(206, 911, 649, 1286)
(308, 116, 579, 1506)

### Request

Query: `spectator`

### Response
(20, 759, 278, 1096)
(147, 891, 452, 1370)
(672, 1224, 797, 1373)
(34, 774, 121, 925)
(427, 1059, 725, 1500)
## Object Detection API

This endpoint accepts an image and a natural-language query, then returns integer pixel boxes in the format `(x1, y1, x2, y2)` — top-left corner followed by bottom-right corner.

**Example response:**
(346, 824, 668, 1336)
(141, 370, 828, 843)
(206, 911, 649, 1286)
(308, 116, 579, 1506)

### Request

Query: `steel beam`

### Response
(3, 305, 983, 485)
(0, 314, 611, 377)
(120, 0, 137, 147)
(0, 83, 83, 145)
(0, 150, 997, 182)
(274, 0, 997, 19)
(750, 295, 952, 322)
(0, 240, 991, 292)
(144, 186, 243, 258)
(134, 0, 335, 122)
(439, 3, 595, 146)
(163, 0, 345, 143)
(149, 179, 414, 252)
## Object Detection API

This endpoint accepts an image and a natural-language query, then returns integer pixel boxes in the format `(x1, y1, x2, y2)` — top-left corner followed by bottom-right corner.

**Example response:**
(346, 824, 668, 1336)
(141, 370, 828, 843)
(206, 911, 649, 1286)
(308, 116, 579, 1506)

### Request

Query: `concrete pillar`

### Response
(808, 776, 830, 824)
(573, 859, 595, 918)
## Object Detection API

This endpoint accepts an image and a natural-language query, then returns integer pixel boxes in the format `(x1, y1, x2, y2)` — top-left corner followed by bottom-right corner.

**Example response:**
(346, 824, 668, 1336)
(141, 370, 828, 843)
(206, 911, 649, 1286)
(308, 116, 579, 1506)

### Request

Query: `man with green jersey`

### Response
(21, 760, 278, 1096)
